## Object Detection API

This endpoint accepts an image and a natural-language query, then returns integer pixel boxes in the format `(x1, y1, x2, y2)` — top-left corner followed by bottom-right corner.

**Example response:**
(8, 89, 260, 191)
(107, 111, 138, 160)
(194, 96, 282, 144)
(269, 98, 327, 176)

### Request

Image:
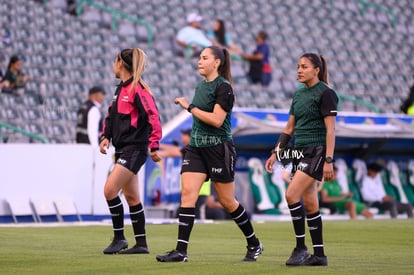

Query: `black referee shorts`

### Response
(115, 149, 148, 174)
(291, 145, 325, 181)
(181, 140, 236, 183)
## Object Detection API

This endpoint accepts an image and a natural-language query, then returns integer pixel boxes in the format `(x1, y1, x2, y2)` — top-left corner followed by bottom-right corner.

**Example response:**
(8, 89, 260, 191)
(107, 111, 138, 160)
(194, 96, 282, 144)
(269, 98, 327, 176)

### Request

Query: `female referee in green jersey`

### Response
(156, 46, 263, 263)
(265, 53, 338, 266)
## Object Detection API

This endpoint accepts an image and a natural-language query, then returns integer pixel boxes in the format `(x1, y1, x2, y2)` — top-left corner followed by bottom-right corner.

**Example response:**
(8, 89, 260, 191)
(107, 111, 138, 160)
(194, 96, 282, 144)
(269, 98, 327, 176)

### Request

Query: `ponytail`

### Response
(319, 55, 329, 85)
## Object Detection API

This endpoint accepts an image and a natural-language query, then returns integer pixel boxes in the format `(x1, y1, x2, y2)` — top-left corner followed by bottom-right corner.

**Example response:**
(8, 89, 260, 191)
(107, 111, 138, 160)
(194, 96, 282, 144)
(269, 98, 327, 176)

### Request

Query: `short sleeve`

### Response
(320, 89, 338, 117)
(215, 82, 234, 112)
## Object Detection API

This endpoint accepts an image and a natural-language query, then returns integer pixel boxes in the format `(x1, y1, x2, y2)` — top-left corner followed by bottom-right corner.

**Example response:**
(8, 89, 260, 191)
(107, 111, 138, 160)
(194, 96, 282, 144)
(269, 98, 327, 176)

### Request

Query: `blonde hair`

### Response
(119, 48, 152, 94)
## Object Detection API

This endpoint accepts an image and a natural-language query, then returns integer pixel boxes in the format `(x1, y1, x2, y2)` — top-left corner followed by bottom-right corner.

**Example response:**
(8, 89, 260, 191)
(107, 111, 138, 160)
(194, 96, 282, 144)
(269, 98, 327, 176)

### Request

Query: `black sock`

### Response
(129, 203, 147, 247)
(107, 196, 125, 240)
(230, 204, 259, 247)
(307, 211, 325, 256)
(175, 207, 195, 253)
(288, 201, 306, 249)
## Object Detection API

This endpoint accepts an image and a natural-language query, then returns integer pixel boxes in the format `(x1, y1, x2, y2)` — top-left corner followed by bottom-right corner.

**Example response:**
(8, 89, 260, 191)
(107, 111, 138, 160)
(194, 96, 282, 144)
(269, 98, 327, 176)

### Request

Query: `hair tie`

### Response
(119, 53, 132, 71)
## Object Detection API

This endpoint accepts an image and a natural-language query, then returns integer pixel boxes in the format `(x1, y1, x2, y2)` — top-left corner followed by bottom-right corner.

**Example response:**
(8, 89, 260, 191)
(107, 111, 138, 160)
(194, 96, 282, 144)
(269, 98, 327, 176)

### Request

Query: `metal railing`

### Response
(330, 0, 397, 28)
(337, 93, 382, 113)
(76, 0, 153, 45)
(43, 0, 153, 45)
(0, 122, 48, 143)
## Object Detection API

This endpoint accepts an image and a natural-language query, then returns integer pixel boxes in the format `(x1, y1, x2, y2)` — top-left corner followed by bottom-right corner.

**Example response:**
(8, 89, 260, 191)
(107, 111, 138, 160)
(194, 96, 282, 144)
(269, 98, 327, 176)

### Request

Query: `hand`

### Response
(174, 97, 189, 111)
(150, 151, 162, 162)
(99, 138, 109, 154)
(265, 153, 277, 173)
(323, 163, 334, 181)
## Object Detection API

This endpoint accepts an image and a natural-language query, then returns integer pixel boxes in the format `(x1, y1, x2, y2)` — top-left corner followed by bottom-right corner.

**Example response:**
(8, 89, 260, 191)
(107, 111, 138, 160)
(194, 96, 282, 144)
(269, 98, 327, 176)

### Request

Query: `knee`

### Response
(123, 192, 139, 206)
(218, 197, 237, 212)
(285, 189, 297, 204)
(103, 185, 115, 201)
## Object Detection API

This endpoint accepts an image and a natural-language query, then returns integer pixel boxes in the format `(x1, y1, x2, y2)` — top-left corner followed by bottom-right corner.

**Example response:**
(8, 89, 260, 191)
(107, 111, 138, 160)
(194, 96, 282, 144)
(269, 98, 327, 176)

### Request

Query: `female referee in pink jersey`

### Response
(99, 48, 162, 255)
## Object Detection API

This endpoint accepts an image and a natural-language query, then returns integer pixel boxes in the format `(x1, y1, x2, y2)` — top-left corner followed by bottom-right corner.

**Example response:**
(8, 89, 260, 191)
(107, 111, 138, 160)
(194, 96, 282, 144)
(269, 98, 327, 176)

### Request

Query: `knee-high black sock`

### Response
(129, 203, 147, 247)
(175, 207, 195, 253)
(107, 196, 125, 240)
(230, 204, 259, 247)
(288, 201, 306, 249)
(306, 211, 325, 256)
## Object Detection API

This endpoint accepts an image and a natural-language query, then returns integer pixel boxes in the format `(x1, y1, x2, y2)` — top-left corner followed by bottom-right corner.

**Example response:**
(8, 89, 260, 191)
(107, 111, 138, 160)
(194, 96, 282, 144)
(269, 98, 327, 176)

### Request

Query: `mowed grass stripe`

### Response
(0, 219, 413, 274)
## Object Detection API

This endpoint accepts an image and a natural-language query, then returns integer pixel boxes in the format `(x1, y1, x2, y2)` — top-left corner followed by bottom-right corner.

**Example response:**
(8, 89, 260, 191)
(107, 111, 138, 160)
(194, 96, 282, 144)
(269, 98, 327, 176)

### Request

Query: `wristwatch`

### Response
(187, 104, 195, 113)
(325, 156, 335, 163)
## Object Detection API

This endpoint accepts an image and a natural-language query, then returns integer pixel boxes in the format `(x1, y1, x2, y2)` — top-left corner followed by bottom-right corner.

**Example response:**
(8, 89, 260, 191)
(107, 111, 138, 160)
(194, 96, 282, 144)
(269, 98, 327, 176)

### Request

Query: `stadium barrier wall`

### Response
(0, 144, 144, 217)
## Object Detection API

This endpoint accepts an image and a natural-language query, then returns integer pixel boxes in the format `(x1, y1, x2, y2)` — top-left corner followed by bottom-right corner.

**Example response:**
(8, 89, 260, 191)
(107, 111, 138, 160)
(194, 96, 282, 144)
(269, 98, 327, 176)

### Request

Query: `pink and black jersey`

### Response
(100, 77, 162, 152)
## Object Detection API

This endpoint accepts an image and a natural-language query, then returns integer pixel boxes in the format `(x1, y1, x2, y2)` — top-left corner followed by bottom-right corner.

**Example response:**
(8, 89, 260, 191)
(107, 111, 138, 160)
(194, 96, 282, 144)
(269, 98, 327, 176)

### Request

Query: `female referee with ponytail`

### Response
(265, 53, 338, 266)
(99, 48, 162, 254)
(156, 46, 263, 263)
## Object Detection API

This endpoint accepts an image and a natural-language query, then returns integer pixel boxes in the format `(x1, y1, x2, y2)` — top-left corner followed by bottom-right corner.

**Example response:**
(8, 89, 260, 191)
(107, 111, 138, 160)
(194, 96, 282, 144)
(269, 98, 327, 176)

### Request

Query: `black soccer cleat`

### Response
(243, 241, 264, 261)
(118, 244, 150, 254)
(285, 247, 311, 266)
(302, 254, 328, 266)
(156, 250, 188, 262)
(103, 239, 128, 254)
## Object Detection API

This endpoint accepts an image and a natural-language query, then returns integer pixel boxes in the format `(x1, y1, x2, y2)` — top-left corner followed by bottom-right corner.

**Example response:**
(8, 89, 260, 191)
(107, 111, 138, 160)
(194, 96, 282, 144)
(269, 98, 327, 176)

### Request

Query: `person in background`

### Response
(76, 86, 106, 147)
(175, 12, 212, 58)
(206, 19, 241, 55)
(400, 76, 414, 115)
(265, 53, 338, 266)
(204, 182, 231, 220)
(156, 46, 263, 263)
(99, 48, 162, 255)
(159, 128, 212, 219)
(360, 163, 413, 219)
(2, 55, 31, 96)
(240, 31, 272, 86)
(320, 166, 373, 219)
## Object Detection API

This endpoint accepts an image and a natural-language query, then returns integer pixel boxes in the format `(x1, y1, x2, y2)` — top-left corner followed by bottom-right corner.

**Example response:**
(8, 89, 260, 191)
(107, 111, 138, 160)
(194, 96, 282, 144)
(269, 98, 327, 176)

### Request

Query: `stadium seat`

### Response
(248, 158, 282, 215)
(386, 161, 410, 203)
(6, 198, 37, 223)
(54, 197, 82, 222)
(30, 198, 60, 222)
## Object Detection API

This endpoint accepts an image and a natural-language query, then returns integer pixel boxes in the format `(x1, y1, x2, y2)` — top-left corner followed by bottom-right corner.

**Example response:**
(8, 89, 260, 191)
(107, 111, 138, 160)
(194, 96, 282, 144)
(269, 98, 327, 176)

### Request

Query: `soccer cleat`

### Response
(243, 241, 264, 261)
(156, 250, 188, 262)
(118, 244, 150, 254)
(302, 254, 328, 266)
(103, 239, 128, 254)
(285, 247, 311, 266)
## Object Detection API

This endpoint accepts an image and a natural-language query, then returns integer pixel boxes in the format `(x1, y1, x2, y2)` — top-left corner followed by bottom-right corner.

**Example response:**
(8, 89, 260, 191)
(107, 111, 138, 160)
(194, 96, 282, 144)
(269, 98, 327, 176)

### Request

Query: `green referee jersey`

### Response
(190, 76, 234, 147)
(289, 81, 338, 148)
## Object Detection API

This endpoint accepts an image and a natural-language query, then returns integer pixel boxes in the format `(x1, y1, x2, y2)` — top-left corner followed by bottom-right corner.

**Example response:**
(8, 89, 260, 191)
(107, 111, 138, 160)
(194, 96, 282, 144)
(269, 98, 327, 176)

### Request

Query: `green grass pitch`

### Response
(0, 219, 413, 274)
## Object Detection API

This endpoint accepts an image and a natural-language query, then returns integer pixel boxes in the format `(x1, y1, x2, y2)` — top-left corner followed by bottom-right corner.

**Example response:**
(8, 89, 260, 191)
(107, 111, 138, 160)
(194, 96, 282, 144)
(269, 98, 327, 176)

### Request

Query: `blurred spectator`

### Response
(204, 182, 231, 220)
(400, 78, 414, 115)
(76, 86, 106, 147)
(360, 162, 413, 218)
(240, 31, 272, 86)
(320, 166, 373, 219)
(159, 128, 212, 219)
(67, 0, 77, 16)
(158, 128, 191, 158)
(1, 55, 31, 96)
(175, 12, 212, 58)
(206, 19, 241, 55)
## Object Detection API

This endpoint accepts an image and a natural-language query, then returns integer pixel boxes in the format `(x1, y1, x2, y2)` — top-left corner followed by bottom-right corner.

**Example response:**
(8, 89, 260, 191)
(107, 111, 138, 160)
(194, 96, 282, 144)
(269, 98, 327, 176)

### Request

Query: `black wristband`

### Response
(187, 104, 195, 113)
(276, 133, 291, 150)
